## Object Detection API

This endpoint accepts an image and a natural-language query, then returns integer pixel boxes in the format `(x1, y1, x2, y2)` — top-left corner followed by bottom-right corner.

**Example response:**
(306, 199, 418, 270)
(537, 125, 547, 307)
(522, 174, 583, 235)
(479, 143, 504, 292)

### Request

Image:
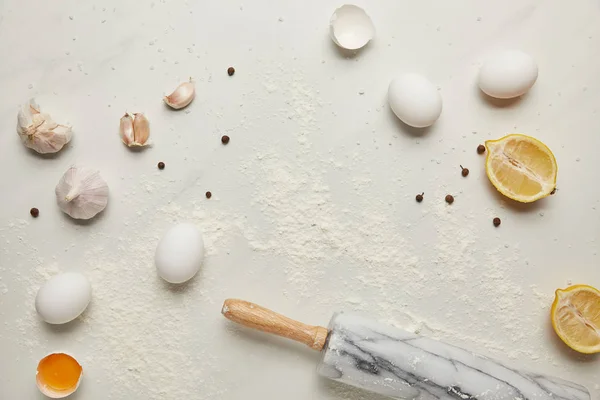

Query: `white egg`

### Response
(35, 272, 92, 325)
(388, 74, 442, 128)
(478, 50, 538, 99)
(155, 223, 204, 284)
(329, 5, 375, 50)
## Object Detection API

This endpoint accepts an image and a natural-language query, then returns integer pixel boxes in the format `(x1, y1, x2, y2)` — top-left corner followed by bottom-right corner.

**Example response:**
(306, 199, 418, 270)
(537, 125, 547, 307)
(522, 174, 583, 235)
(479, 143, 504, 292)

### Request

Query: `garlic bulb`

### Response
(17, 99, 72, 154)
(164, 80, 195, 109)
(55, 166, 109, 220)
(119, 112, 150, 147)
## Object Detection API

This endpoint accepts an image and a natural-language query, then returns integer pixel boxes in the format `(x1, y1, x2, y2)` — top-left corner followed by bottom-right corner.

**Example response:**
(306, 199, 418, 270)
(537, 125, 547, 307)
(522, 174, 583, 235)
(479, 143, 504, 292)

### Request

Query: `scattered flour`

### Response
(0, 64, 592, 399)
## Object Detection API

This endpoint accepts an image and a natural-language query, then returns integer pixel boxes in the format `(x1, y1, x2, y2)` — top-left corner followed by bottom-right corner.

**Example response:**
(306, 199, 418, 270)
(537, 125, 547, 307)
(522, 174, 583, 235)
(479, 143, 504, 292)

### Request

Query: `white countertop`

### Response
(1, 0, 599, 399)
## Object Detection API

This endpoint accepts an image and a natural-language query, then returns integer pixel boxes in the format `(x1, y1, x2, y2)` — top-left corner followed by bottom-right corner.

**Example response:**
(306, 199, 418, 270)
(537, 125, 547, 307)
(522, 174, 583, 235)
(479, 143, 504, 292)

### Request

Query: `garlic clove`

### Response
(120, 112, 150, 147)
(17, 99, 72, 154)
(55, 166, 109, 220)
(119, 113, 135, 146)
(132, 113, 150, 146)
(164, 80, 195, 110)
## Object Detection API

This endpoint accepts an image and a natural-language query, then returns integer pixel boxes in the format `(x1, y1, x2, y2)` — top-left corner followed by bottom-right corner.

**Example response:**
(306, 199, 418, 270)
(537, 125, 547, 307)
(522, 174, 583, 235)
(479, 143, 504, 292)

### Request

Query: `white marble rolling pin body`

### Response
(318, 313, 590, 400)
(221, 300, 590, 400)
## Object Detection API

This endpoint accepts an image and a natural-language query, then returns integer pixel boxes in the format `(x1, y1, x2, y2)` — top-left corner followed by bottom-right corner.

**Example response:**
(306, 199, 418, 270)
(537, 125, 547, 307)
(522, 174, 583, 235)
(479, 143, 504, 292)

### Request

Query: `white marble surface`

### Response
(0, 0, 599, 399)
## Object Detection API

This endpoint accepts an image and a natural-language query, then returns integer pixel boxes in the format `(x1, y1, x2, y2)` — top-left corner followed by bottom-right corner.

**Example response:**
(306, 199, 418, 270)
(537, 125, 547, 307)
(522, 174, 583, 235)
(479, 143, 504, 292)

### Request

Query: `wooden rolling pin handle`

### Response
(222, 299, 329, 351)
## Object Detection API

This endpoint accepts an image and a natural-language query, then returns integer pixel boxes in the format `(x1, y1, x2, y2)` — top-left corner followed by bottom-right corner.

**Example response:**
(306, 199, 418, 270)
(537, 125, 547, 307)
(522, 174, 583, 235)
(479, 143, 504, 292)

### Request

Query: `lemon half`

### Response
(485, 134, 557, 203)
(551, 285, 600, 354)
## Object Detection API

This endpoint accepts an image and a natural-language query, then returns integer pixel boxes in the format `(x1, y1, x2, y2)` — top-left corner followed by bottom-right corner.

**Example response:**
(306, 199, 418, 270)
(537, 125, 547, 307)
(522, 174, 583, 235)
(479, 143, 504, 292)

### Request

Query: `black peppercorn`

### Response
(227, 67, 235, 76)
(206, 191, 212, 199)
(445, 194, 454, 204)
(221, 135, 230, 144)
(477, 144, 485, 154)
(30, 208, 39, 218)
(157, 162, 165, 170)
(460, 165, 469, 177)
(493, 217, 501, 227)
(416, 193, 424, 202)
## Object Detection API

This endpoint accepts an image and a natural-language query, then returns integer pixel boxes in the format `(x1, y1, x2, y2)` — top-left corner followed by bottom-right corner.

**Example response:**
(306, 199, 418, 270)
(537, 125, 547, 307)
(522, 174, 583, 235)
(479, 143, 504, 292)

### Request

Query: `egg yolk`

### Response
(37, 353, 82, 391)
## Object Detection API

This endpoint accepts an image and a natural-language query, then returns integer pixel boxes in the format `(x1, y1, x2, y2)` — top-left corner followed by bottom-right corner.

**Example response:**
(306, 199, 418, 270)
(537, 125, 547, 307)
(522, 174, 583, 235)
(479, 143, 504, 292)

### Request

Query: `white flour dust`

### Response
(7, 198, 234, 399)
(1, 70, 576, 398)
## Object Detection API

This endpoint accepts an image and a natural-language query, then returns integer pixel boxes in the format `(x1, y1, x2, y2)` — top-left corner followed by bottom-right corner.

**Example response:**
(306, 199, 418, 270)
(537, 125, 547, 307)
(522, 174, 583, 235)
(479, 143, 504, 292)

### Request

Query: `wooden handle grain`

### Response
(222, 299, 329, 351)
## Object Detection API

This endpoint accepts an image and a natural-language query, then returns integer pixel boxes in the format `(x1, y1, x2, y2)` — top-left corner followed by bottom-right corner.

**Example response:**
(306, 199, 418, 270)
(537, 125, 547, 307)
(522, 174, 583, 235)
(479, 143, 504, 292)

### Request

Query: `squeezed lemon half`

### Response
(551, 285, 600, 354)
(485, 134, 557, 203)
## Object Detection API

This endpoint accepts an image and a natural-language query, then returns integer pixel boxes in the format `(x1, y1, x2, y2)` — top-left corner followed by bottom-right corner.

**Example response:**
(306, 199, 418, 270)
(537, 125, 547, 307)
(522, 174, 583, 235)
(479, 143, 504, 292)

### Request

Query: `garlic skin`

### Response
(17, 99, 72, 154)
(164, 80, 195, 109)
(55, 166, 109, 220)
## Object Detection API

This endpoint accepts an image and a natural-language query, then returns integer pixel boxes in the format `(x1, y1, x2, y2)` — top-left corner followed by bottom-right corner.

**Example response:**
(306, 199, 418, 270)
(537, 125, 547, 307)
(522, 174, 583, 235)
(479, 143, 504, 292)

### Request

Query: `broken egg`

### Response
(329, 5, 375, 50)
(388, 73, 442, 128)
(155, 223, 205, 284)
(36, 353, 82, 398)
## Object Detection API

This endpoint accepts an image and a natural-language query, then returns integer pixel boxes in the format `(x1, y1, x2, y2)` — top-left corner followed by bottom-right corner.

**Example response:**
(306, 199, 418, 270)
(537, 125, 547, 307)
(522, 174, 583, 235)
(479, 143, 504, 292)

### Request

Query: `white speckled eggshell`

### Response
(478, 50, 538, 99)
(35, 272, 92, 325)
(388, 74, 442, 128)
(155, 223, 204, 284)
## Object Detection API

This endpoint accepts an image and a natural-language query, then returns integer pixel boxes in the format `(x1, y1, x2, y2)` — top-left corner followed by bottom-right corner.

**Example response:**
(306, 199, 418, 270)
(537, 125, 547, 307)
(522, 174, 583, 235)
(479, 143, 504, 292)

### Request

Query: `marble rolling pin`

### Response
(222, 299, 590, 400)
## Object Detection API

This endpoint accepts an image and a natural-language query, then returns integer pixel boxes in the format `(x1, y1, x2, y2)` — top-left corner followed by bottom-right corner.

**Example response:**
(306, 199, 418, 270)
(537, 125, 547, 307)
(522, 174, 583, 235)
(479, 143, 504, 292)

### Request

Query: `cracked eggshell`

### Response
(388, 73, 442, 128)
(329, 5, 375, 50)
(36, 353, 83, 399)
